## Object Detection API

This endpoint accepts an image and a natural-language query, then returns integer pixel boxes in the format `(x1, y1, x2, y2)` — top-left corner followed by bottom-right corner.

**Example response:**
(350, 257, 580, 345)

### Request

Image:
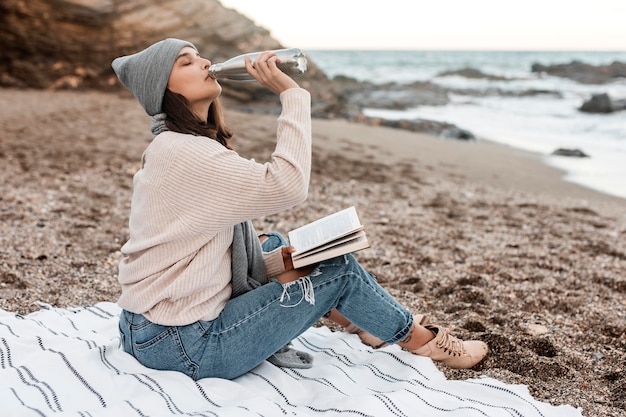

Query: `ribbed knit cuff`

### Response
(263, 247, 286, 278)
(279, 88, 311, 119)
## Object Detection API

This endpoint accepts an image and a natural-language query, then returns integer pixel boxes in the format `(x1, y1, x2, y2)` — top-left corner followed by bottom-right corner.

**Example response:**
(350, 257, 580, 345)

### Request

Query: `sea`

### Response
(306, 50, 626, 200)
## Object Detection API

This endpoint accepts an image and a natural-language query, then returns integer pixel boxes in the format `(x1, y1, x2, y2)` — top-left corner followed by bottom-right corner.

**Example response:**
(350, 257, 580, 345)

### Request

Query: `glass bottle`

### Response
(209, 48, 307, 82)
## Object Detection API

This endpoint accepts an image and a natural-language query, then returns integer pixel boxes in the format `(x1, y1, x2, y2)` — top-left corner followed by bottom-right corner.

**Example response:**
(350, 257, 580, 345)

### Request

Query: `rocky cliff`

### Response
(0, 0, 342, 115)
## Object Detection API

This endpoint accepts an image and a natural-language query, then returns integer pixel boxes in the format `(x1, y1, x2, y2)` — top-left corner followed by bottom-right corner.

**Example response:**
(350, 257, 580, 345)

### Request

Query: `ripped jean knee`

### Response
(278, 275, 316, 307)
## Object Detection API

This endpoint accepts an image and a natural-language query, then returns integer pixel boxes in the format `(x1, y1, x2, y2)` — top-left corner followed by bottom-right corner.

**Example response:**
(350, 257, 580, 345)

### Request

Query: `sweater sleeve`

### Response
(263, 247, 286, 278)
(146, 88, 312, 234)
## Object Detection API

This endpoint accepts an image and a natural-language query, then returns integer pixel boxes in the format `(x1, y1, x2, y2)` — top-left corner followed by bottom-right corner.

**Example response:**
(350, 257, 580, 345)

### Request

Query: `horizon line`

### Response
(295, 47, 626, 53)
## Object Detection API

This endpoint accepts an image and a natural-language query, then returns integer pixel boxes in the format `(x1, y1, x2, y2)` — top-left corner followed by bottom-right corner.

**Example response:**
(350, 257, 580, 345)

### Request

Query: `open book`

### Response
(288, 206, 370, 268)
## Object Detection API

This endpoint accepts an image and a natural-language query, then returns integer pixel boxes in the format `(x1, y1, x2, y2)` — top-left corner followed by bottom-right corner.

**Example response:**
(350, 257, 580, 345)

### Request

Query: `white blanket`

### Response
(0, 302, 582, 417)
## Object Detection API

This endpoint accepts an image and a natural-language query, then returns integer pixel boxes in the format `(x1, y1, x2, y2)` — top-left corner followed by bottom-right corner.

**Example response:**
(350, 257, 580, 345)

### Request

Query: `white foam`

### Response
(313, 50, 626, 199)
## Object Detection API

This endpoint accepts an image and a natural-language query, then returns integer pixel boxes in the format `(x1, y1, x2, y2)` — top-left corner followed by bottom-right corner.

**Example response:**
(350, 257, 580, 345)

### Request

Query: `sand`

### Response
(1, 88, 625, 417)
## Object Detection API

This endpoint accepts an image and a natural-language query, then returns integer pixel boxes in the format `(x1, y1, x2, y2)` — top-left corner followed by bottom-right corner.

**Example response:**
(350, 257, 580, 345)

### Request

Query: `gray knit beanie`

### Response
(112, 38, 196, 116)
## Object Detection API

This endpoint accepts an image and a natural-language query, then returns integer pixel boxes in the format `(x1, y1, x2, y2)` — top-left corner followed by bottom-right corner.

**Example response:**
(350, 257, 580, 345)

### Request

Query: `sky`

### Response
(218, 0, 626, 51)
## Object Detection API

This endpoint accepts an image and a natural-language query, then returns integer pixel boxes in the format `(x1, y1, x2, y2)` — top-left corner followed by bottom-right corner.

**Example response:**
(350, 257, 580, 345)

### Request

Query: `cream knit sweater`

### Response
(117, 88, 312, 325)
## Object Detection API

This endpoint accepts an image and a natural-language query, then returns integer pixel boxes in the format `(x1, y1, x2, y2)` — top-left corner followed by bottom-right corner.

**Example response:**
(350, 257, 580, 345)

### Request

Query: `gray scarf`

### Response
(230, 220, 268, 298)
(151, 113, 169, 137)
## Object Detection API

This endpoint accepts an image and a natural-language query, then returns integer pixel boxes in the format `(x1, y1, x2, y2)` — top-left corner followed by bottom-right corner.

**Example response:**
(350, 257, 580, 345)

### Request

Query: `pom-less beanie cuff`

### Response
(112, 38, 196, 116)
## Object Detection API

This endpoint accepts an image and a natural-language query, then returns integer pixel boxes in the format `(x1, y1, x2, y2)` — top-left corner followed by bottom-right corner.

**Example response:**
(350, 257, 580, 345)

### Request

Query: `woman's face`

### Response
(167, 46, 222, 118)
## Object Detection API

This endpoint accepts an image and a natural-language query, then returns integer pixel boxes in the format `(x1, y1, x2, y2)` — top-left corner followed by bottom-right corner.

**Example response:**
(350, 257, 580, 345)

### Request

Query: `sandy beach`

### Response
(1, 88, 625, 417)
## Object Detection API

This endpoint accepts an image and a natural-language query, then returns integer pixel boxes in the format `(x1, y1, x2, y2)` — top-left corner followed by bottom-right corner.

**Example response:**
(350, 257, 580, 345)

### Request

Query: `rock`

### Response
(358, 116, 476, 141)
(437, 67, 508, 81)
(332, 77, 450, 109)
(0, 0, 341, 114)
(441, 127, 476, 141)
(527, 324, 549, 336)
(531, 60, 626, 84)
(579, 93, 614, 113)
(579, 93, 626, 114)
(551, 148, 590, 158)
(579, 93, 626, 113)
(328, 75, 478, 139)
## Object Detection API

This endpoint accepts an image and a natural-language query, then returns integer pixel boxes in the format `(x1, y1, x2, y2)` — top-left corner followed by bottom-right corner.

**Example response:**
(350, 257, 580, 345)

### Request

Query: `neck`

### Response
(191, 101, 212, 122)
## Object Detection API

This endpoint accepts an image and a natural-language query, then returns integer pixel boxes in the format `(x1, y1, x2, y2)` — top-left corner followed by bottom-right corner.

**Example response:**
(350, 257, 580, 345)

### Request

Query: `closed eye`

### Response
(175, 50, 200, 66)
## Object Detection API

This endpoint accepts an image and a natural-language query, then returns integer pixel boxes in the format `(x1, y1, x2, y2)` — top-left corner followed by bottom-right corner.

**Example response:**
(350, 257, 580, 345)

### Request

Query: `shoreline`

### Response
(307, 116, 625, 214)
(321, 49, 626, 204)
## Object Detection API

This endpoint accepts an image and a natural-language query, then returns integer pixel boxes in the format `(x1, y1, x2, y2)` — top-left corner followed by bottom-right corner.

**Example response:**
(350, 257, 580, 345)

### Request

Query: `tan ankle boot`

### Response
(345, 314, 429, 349)
(410, 325, 488, 369)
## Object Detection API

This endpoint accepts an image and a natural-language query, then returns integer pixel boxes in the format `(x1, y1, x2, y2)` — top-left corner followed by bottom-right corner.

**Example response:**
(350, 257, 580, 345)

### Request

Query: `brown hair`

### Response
(161, 89, 233, 149)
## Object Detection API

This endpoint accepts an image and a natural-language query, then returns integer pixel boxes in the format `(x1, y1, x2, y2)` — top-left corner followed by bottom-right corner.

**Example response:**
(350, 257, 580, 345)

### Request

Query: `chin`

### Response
(213, 88, 222, 101)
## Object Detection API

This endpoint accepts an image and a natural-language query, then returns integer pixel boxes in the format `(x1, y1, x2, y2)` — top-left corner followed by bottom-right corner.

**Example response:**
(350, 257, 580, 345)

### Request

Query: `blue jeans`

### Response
(119, 232, 413, 380)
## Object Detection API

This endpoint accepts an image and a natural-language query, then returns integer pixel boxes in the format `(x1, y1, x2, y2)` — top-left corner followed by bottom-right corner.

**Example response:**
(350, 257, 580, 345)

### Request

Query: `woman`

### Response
(112, 38, 488, 380)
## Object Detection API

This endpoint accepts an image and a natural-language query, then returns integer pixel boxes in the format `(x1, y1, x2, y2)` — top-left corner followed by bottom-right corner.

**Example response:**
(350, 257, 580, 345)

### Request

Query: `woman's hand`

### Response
(275, 245, 316, 284)
(245, 51, 299, 95)
(281, 245, 296, 271)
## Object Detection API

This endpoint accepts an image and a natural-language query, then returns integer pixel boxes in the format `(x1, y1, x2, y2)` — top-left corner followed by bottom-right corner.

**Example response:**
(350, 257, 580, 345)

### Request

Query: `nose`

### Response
(202, 57, 211, 68)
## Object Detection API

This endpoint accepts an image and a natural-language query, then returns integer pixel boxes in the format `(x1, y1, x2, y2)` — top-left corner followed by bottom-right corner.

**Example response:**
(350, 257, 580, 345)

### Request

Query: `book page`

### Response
(292, 230, 364, 260)
(292, 231, 369, 269)
(288, 206, 362, 254)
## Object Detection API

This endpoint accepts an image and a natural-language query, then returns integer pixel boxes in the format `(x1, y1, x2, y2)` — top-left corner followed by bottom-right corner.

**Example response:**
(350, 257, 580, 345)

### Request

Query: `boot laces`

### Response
(435, 327, 466, 357)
